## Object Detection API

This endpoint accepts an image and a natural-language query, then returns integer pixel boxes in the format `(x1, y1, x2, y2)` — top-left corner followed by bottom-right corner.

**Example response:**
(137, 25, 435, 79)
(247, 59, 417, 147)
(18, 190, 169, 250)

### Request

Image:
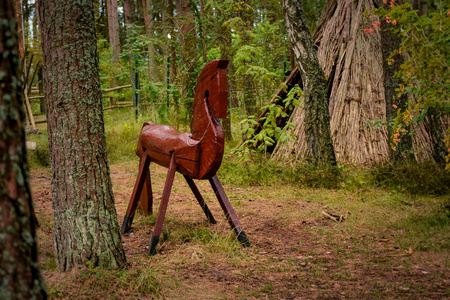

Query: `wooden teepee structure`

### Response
(273, 0, 389, 164)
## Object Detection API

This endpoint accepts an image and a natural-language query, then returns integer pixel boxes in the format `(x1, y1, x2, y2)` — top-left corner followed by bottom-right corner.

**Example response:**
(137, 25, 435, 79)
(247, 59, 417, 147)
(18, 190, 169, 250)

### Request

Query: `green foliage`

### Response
(26, 133, 50, 168)
(371, 161, 450, 196)
(235, 84, 303, 159)
(72, 260, 162, 297)
(372, 3, 450, 165)
(103, 109, 143, 163)
(220, 153, 341, 189)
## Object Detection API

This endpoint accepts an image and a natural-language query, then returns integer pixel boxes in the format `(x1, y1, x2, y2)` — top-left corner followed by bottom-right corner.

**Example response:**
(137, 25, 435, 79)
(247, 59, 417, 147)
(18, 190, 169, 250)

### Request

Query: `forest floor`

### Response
(31, 159, 449, 299)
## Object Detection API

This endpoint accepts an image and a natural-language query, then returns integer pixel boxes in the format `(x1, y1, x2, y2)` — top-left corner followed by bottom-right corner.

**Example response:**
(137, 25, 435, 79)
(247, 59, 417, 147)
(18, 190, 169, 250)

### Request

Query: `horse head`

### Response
(193, 59, 229, 119)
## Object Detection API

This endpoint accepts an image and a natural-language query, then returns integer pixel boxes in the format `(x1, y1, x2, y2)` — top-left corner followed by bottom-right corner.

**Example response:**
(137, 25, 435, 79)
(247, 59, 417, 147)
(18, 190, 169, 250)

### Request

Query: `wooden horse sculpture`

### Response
(121, 60, 250, 255)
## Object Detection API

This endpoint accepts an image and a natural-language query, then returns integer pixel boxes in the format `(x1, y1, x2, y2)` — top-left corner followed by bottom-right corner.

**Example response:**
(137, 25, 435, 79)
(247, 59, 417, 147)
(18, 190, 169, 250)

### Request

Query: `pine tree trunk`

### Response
(219, 10, 233, 141)
(168, 0, 177, 83)
(0, 1, 47, 298)
(282, 0, 336, 166)
(107, 0, 120, 106)
(176, 0, 196, 99)
(39, 0, 126, 271)
(14, 0, 25, 66)
(143, 0, 156, 79)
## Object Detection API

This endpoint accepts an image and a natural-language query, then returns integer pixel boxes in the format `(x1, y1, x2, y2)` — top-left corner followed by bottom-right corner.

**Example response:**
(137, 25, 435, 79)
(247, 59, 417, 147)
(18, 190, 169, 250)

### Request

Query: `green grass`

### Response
(28, 108, 450, 298)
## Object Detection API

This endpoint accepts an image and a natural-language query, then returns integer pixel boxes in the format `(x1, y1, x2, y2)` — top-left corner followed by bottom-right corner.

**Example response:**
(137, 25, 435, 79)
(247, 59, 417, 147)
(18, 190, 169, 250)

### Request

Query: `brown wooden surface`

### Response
(121, 155, 151, 234)
(138, 164, 153, 214)
(184, 175, 216, 224)
(136, 59, 229, 180)
(149, 153, 176, 255)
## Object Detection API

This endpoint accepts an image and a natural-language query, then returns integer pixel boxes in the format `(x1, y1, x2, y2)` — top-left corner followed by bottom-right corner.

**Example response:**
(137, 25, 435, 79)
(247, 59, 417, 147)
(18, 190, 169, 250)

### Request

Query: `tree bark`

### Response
(14, 0, 25, 66)
(107, 0, 120, 106)
(0, 1, 47, 298)
(39, 0, 126, 271)
(176, 0, 196, 99)
(143, 0, 156, 79)
(282, 0, 336, 166)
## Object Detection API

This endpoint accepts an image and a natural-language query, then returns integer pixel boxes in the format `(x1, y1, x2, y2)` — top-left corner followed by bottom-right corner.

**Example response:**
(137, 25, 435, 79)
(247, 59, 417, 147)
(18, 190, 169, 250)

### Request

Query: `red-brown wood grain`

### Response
(136, 59, 229, 179)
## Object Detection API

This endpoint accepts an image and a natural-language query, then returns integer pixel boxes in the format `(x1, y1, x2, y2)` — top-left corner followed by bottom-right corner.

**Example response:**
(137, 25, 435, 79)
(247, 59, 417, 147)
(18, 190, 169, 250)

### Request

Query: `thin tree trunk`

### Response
(143, 0, 156, 79)
(282, 0, 336, 166)
(39, 0, 126, 271)
(107, 0, 120, 106)
(0, 1, 47, 298)
(14, 0, 25, 66)
(168, 0, 177, 83)
(219, 7, 233, 141)
(124, 0, 137, 107)
(176, 0, 196, 99)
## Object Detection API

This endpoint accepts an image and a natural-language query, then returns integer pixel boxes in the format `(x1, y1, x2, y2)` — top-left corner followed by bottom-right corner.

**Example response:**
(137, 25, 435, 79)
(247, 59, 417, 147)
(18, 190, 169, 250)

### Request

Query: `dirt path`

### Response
(31, 161, 450, 299)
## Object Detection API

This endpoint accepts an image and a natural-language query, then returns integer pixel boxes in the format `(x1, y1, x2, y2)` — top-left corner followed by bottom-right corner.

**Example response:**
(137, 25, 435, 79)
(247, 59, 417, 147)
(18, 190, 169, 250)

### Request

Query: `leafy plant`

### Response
(372, 3, 450, 166)
(234, 84, 303, 159)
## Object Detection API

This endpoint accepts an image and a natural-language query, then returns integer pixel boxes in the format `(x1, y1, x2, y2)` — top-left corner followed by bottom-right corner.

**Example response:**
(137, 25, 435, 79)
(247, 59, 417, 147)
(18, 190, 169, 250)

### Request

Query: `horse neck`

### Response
(191, 97, 224, 178)
(191, 97, 223, 142)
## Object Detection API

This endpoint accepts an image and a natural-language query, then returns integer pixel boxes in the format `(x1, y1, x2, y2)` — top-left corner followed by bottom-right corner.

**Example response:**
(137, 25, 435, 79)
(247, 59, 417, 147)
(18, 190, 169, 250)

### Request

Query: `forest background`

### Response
(2, 0, 450, 298)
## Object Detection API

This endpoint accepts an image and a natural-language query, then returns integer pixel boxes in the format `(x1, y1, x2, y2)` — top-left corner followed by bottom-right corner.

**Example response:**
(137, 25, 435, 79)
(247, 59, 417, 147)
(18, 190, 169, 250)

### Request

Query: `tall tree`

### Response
(275, 0, 389, 165)
(0, 1, 47, 298)
(176, 0, 196, 100)
(14, 0, 25, 66)
(107, 0, 120, 106)
(38, 0, 126, 271)
(142, 0, 156, 79)
(281, 0, 336, 166)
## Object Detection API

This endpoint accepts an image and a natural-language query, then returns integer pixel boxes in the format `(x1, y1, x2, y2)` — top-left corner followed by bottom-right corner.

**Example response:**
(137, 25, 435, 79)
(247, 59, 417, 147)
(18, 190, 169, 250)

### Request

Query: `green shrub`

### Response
(27, 133, 50, 168)
(104, 109, 142, 163)
(371, 161, 450, 196)
(219, 153, 342, 189)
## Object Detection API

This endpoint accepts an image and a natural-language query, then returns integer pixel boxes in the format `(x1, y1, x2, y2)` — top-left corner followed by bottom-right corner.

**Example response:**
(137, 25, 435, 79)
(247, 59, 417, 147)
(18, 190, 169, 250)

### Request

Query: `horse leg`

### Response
(209, 175, 251, 247)
(183, 175, 216, 224)
(121, 155, 151, 234)
(138, 167, 153, 214)
(149, 152, 176, 255)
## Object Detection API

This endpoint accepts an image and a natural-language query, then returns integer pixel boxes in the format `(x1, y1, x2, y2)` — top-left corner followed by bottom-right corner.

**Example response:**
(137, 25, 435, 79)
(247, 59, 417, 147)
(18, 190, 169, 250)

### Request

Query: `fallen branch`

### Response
(322, 211, 345, 222)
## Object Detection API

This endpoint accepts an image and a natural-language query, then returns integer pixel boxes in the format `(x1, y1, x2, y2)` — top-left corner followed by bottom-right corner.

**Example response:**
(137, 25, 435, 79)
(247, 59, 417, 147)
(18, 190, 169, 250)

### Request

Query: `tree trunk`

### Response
(219, 8, 233, 141)
(275, 0, 389, 165)
(14, 0, 25, 66)
(168, 0, 177, 83)
(143, 0, 156, 79)
(107, 0, 120, 106)
(0, 1, 47, 298)
(176, 0, 196, 99)
(281, 0, 336, 166)
(124, 0, 138, 108)
(39, 0, 127, 271)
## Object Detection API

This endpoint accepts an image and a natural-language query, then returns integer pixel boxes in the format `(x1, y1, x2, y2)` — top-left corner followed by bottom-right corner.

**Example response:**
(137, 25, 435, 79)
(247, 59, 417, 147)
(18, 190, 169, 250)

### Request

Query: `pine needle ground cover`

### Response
(30, 161, 448, 298)
(27, 110, 448, 299)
